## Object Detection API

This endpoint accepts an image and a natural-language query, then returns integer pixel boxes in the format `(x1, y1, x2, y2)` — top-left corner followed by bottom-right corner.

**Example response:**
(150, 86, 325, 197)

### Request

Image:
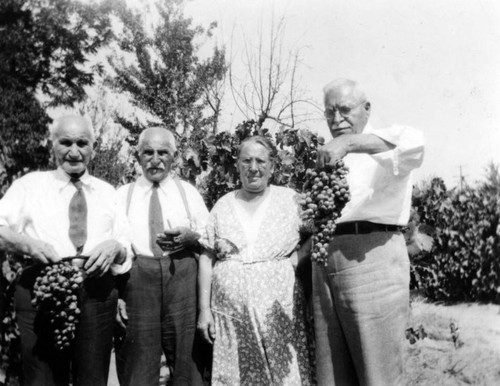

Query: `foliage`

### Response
(196, 121, 323, 209)
(0, 257, 26, 386)
(411, 177, 500, 303)
(0, 87, 52, 195)
(109, 0, 226, 142)
(0, 0, 114, 106)
(77, 83, 137, 187)
(0, 0, 116, 194)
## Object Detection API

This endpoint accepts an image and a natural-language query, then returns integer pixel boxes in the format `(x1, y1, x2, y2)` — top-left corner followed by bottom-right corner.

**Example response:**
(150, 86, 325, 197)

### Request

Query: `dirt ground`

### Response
(107, 301, 500, 386)
(404, 299, 500, 385)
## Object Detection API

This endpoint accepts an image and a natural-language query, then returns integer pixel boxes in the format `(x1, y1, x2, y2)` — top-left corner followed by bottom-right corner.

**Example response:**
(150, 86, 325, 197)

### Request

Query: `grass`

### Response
(404, 297, 500, 385)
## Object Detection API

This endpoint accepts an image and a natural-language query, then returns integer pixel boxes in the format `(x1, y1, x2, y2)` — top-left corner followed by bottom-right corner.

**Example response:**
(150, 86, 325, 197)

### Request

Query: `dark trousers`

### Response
(14, 265, 117, 386)
(115, 255, 209, 386)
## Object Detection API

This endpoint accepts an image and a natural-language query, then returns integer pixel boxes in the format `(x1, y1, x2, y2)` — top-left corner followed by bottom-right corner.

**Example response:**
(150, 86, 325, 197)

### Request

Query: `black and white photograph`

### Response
(1, 0, 499, 385)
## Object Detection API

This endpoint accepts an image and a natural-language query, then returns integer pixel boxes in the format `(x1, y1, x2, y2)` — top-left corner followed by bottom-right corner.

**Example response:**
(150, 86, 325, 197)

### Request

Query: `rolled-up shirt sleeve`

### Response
(0, 178, 26, 229)
(371, 125, 424, 176)
(183, 183, 209, 236)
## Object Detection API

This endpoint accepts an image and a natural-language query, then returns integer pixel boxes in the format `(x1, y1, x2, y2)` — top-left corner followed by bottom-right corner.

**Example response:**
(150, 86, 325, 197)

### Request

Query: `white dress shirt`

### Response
(0, 167, 132, 274)
(339, 123, 424, 226)
(117, 175, 209, 256)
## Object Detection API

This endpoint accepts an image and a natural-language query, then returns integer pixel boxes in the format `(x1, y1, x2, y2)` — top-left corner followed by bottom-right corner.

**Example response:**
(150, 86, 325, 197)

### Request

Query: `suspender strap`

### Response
(174, 178, 193, 228)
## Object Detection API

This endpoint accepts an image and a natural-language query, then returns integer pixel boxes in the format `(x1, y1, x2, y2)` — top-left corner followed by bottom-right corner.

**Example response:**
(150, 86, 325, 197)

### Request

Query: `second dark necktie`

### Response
(68, 178, 87, 255)
(149, 182, 165, 256)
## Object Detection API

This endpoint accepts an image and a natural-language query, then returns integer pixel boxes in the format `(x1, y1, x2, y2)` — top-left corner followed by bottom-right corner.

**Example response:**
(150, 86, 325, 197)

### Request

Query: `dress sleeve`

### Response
(371, 125, 425, 176)
(0, 177, 27, 230)
(199, 201, 219, 254)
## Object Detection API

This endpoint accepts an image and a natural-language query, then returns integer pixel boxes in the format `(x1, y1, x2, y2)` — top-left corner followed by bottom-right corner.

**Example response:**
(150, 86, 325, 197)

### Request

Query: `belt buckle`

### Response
(354, 222, 359, 234)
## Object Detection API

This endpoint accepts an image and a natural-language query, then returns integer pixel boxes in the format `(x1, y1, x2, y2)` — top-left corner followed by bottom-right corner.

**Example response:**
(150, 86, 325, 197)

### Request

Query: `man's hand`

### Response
(84, 240, 125, 277)
(27, 239, 60, 265)
(317, 135, 352, 169)
(0, 227, 60, 264)
(197, 308, 216, 344)
(116, 298, 128, 329)
(157, 227, 200, 254)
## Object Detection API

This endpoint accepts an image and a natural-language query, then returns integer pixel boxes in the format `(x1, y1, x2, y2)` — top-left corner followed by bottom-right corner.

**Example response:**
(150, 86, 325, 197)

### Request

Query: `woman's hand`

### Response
(197, 308, 216, 344)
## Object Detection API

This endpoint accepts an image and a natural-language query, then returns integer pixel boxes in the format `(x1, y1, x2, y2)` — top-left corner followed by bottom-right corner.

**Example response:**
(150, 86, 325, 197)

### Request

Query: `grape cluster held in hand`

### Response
(32, 262, 84, 350)
(299, 160, 350, 266)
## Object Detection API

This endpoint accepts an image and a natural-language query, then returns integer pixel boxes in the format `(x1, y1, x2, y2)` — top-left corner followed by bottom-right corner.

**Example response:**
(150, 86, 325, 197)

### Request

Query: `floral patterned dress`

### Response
(202, 185, 315, 385)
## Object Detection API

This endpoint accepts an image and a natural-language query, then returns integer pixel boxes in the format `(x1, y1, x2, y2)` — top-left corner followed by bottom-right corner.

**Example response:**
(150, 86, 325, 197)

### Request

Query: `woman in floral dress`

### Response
(197, 136, 315, 385)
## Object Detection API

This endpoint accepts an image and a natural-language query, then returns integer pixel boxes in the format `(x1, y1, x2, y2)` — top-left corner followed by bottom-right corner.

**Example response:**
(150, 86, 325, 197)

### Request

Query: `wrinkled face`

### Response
(138, 133, 176, 183)
(237, 142, 274, 194)
(52, 121, 94, 177)
(324, 87, 370, 138)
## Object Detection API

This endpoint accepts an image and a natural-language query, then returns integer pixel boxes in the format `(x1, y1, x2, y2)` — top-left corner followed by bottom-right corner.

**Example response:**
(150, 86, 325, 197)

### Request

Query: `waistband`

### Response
(334, 221, 402, 235)
(133, 250, 196, 261)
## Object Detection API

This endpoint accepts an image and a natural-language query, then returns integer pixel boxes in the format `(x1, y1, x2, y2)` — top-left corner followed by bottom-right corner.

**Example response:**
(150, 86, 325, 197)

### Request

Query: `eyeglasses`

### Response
(324, 100, 366, 119)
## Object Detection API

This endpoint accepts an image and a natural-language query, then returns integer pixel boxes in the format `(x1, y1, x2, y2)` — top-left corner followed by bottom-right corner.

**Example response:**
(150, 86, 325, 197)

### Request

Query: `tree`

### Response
(0, 0, 114, 106)
(77, 82, 137, 187)
(0, 0, 115, 191)
(229, 16, 318, 130)
(110, 0, 227, 142)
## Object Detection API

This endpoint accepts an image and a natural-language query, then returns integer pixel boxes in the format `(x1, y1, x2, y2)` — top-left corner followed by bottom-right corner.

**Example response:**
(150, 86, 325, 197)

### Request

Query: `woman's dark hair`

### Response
(236, 135, 277, 162)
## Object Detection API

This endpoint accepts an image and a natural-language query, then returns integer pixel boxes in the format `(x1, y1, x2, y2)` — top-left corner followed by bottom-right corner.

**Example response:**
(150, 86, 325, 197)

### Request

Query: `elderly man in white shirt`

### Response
(313, 79, 424, 386)
(114, 127, 210, 386)
(0, 115, 130, 386)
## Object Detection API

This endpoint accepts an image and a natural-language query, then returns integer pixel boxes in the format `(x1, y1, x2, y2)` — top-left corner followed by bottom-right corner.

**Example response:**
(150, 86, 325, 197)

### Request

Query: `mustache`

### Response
(147, 164, 165, 170)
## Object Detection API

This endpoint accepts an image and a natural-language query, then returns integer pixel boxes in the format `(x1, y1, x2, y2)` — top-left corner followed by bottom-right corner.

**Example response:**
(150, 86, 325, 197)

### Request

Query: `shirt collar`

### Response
(54, 167, 93, 191)
(136, 174, 173, 194)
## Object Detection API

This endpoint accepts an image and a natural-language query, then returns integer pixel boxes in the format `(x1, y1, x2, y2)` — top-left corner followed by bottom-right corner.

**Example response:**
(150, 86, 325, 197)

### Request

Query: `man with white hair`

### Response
(313, 79, 424, 385)
(0, 115, 130, 385)
(115, 126, 210, 386)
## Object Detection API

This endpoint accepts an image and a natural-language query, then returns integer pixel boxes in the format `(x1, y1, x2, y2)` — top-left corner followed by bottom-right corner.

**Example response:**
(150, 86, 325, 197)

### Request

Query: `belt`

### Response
(334, 221, 402, 235)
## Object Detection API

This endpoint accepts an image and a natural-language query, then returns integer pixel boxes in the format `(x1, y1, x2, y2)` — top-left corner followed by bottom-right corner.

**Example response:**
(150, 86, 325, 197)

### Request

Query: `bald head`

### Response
(323, 79, 368, 105)
(138, 127, 177, 153)
(51, 115, 95, 144)
(137, 127, 177, 183)
(323, 78, 371, 137)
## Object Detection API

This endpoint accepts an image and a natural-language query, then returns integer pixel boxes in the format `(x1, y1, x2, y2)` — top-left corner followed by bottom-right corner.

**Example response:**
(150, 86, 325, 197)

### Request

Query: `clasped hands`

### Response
(156, 226, 201, 255)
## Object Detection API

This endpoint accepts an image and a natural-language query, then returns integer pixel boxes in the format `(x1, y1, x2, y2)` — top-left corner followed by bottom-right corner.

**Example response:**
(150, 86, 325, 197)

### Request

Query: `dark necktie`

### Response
(149, 183, 165, 256)
(68, 178, 87, 255)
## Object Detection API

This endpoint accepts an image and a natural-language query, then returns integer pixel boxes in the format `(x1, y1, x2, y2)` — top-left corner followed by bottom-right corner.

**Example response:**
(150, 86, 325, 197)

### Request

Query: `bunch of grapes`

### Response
(299, 159, 350, 266)
(32, 262, 84, 350)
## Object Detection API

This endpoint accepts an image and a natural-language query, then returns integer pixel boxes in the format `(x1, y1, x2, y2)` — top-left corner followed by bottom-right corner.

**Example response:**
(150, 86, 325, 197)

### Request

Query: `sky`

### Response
(179, 0, 500, 188)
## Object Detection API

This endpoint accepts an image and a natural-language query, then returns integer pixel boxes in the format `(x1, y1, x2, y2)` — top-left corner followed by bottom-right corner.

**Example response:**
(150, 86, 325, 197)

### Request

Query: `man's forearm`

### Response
(0, 226, 32, 256)
(343, 133, 395, 155)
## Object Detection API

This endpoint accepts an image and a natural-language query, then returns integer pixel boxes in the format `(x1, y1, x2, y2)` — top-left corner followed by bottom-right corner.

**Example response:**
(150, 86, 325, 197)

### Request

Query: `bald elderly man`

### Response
(313, 79, 424, 385)
(115, 127, 210, 386)
(0, 115, 130, 385)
